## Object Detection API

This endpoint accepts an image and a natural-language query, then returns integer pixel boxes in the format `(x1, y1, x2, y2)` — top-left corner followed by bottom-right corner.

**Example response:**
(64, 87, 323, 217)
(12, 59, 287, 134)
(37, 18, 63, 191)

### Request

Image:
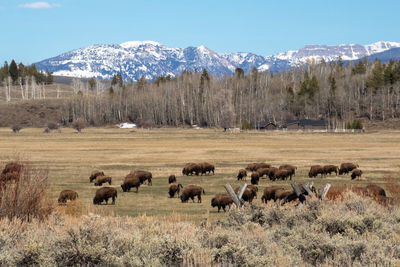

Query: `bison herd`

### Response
(4, 158, 384, 213)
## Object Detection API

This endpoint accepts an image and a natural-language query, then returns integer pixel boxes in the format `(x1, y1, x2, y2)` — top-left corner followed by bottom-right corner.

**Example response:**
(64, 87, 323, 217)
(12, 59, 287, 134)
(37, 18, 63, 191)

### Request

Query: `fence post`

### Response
(224, 184, 241, 208)
(320, 184, 331, 200)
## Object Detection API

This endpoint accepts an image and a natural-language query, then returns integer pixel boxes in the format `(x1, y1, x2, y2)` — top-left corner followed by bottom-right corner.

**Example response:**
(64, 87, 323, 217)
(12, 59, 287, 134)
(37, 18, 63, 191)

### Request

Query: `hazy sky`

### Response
(1, 0, 399, 64)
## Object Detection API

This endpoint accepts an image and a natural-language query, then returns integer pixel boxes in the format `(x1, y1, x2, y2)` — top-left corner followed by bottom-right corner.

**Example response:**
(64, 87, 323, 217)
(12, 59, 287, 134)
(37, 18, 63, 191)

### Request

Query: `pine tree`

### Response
(366, 59, 384, 92)
(9, 60, 18, 84)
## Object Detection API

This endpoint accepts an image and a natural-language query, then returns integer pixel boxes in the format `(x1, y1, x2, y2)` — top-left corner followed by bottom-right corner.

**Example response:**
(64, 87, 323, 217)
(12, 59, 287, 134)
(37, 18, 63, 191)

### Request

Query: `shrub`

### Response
(47, 122, 59, 130)
(241, 120, 254, 130)
(11, 124, 22, 133)
(345, 119, 363, 130)
(71, 118, 86, 132)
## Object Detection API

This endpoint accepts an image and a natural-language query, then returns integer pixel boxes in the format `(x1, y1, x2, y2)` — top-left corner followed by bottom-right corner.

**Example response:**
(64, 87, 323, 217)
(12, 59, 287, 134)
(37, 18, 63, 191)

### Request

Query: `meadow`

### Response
(0, 127, 399, 221)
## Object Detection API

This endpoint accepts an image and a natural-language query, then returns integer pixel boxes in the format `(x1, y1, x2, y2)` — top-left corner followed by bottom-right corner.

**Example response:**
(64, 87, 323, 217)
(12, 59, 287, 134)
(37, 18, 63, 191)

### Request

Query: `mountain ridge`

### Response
(35, 41, 400, 81)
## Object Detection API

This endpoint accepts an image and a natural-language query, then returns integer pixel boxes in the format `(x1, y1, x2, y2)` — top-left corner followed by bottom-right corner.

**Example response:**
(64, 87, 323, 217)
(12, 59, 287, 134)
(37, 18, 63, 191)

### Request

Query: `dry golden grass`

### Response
(0, 127, 399, 221)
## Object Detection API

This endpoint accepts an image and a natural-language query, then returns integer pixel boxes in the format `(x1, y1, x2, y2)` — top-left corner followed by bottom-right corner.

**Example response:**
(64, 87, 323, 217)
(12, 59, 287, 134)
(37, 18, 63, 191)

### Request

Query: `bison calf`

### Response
(211, 194, 233, 212)
(94, 175, 112, 186)
(180, 185, 205, 203)
(58, 190, 78, 204)
(93, 187, 117, 205)
(169, 183, 183, 198)
(351, 169, 363, 180)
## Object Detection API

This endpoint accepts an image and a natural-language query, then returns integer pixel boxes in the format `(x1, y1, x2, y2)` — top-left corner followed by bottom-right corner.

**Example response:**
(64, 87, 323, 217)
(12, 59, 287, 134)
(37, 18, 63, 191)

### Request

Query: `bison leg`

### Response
(198, 195, 202, 203)
(222, 205, 226, 212)
(112, 196, 115, 205)
(136, 186, 139, 193)
(217, 206, 220, 212)
(191, 196, 195, 203)
(105, 198, 109, 205)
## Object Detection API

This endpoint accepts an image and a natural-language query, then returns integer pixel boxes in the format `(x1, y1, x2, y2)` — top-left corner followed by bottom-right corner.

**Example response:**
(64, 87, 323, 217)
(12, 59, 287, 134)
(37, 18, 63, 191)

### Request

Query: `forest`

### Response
(1, 58, 400, 129)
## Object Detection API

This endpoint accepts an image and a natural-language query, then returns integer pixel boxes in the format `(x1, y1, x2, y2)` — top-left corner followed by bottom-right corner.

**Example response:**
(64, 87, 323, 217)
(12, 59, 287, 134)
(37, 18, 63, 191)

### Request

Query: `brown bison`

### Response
(274, 189, 295, 203)
(261, 186, 285, 203)
(94, 175, 112, 186)
(182, 163, 202, 176)
(121, 175, 141, 193)
(130, 170, 152, 185)
(257, 168, 271, 179)
(268, 167, 279, 180)
(58, 190, 78, 204)
(89, 170, 104, 182)
(279, 165, 297, 177)
(245, 162, 271, 171)
(168, 174, 177, 184)
(366, 184, 386, 197)
(180, 185, 205, 203)
(200, 162, 215, 175)
(168, 183, 183, 198)
(245, 163, 259, 171)
(237, 169, 247, 180)
(234, 186, 257, 203)
(308, 165, 325, 178)
(274, 169, 292, 180)
(0, 162, 23, 183)
(251, 172, 260, 185)
(351, 169, 363, 180)
(323, 165, 338, 176)
(211, 194, 233, 212)
(339, 162, 358, 175)
(93, 187, 117, 205)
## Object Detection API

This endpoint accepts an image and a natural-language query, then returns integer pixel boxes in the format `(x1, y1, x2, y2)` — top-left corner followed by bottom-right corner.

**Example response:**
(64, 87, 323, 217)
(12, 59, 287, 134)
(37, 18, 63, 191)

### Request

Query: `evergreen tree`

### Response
(234, 68, 244, 79)
(111, 74, 118, 86)
(384, 59, 396, 85)
(366, 59, 384, 92)
(9, 60, 18, 84)
(116, 73, 123, 87)
(88, 78, 96, 90)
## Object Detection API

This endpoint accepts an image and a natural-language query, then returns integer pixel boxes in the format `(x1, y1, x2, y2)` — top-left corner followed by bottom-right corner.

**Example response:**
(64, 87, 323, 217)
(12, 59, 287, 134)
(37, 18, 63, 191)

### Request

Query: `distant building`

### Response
(284, 119, 327, 131)
(253, 121, 277, 130)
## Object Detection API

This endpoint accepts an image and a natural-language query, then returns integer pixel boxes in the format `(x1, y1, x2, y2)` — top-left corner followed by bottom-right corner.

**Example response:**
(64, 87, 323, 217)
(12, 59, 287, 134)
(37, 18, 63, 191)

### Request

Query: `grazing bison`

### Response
(274, 189, 295, 203)
(323, 165, 338, 176)
(130, 170, 152, 185)
(279, 165, 297, 177)
(121, 175, 141, 193)
(168, 183, 183, 198)
(58, 190, 78, 204)
(211, 194, 233, 212)
(0, 162, 23, 183)
(351, 169, 363, 180)
(274, 169, 292, 180)
(245, 163, 259, 172)
(93, 187, 117, 205)
(89, 170, 104, 183)
(200, 162, 215, 175)
(339, 163, 358, 175)
(180, 185, 205, 203)
(94, 175, 112, 186)
(366, 184, 386, 197)
(308, 165, 325, 178)
(251, 172, 260, 185)
(257, 168, 271, 179)
(234, 186, 257, 203)
(168, 174, 177, 184)
(261, 186, 284, 203)
(182, 163, 202, 176)
(237, 169, 247, 180)
(267, 167, 279, 181)
(245, 162, 271, 172)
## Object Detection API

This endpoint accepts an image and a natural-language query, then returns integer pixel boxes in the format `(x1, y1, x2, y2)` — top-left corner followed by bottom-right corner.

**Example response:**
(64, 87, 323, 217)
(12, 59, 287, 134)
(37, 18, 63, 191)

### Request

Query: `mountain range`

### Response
(35, 41, 400, 81)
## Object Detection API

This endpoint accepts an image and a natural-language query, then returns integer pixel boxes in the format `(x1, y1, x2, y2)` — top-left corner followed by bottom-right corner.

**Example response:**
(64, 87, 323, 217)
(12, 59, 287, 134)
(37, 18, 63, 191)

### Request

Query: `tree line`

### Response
(0, 60, 53, 101)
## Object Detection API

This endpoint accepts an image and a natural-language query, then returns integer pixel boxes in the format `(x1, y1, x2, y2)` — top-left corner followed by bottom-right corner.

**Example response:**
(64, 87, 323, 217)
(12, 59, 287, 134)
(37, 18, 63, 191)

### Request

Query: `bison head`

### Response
(93, 197, 99, 205)
(180, 194, 188, 203)
(121, 184, 128, 192)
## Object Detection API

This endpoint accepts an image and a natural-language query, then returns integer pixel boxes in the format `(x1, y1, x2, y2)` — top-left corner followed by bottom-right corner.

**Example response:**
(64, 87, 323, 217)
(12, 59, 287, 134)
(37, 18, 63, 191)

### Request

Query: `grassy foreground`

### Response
(0, 127, 400, 221)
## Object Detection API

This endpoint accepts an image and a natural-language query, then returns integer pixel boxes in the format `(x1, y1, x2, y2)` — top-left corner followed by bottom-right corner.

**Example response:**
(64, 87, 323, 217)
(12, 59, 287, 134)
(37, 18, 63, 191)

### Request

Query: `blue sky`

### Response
(0, 0, 399, 64)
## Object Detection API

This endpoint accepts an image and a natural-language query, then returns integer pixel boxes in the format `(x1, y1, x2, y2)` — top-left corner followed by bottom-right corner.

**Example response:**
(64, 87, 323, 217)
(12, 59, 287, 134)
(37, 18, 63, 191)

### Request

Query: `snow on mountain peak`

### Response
(120, 40, 163, 49)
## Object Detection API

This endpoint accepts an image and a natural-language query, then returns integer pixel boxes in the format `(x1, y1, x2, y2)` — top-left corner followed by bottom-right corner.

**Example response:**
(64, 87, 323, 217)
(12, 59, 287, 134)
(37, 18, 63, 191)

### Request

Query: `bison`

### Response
(251, 172, 260, 185)
(0, 162, 23, 183)
(234, 186, 257, 203)
(211, 194, 233, 212)
(130, 170, 152, 185)
(89, 170, 104, 183)
(58, 190, 78, 204)
(261, 186, 284, 203)
(308, 165, 324, 178)
(274, 189, 295, 203)
(237, 169, 247, 180)
(93, 187, 117, 205)
(268, 167, 279, 181)
(245, 162, 271, 172)
(339, 162, 358, 175)
(182, 163, 202, 176)
(168, 174, 177, 184)
(121, 175, 141, 193)
(257, 168, 271, 179)
(180, 185, 205, 203)
(351, 169, 363, 180)
(279, 165, 297, 177)
(245, 163, 259, 172)
(94, 175, 112, 186)
(366, 184, 386, 197)
(200, 162, 215, 175)
(274, 169, 292, 180)
(169, 183, 183, 198)
(323, 165, 338, 176)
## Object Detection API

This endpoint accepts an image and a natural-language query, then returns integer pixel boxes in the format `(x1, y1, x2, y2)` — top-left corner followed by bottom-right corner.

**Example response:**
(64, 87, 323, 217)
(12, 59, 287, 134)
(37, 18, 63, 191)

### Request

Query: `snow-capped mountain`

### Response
(35, 41, 400, 81)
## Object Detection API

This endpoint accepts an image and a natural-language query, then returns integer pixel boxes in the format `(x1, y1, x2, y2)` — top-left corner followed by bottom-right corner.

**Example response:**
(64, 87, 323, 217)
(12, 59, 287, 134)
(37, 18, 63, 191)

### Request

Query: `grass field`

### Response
(0, 127, 399, 221)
